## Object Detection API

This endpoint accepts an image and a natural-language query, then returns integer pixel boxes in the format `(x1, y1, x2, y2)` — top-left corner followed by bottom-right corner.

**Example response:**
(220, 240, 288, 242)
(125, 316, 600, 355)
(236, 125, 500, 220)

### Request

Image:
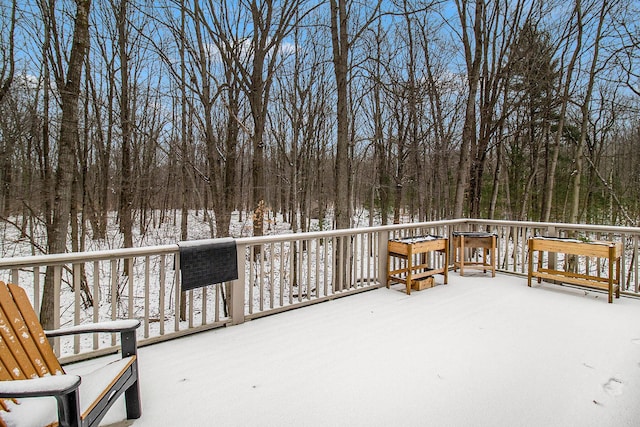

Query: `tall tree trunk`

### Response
(118, 0, 133, 251)
(453, 0, 484, 218)
(421, 27, 449, 218)
(330, 0, 351, 230)
(0, 0, 16, 105)
(179, 1, 189, 320)
(41, 0, 91, 330)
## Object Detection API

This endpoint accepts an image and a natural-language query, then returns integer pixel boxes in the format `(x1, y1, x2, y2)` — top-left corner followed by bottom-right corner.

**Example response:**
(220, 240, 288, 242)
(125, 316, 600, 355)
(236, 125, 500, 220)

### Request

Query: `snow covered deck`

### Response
(77, 273, 640, 427)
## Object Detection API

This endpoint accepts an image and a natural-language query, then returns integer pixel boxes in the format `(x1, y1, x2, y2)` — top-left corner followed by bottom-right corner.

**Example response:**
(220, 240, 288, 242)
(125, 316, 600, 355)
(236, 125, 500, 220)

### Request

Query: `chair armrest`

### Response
(45, 319, 140, 337)
(0, 375, 80, 399)
(46, 319, 140, 358)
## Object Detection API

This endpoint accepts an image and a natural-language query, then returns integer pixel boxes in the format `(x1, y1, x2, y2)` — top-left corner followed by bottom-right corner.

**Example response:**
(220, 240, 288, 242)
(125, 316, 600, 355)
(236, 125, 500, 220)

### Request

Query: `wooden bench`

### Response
(0, 281, 142, 427)
(527, 237, 623, 303)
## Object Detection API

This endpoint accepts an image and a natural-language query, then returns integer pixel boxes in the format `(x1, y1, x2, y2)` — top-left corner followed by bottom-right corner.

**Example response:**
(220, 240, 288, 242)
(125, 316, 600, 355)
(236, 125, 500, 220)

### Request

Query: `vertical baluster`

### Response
(93, 261, 100, 349)
(53, 265, 62, 357)
(513, 228, 519, 273)
(159, 254, 166, 336)
(259, 245, 265, 311)
(297, 240, 303, 302)
(337, 236, 344, 292)
(128, 258, 134, 320)
(73, 263, 81, 354)
(521, 228, 528, 274)
(302, 239, 308, 297)
(358, 234, 364, 287)
(214, 283, 219, 323)
(289, 241, 294, 304)
(369, 233, 379, 283)
(364, 233, 370, 284)
(324, 237, 329, 296)
(279, 241, 285, 306)
(358, 234, 364, 285)
(144, 256, 150, 338)
(174, 255, 181, 333)
(634, 235, 639, 292)
(188, 289, 194, 329)
(348, 235, 354, 288)
(315, 239, 320, 297)
(249, 246, 255, 315)
(202, 286, 208, 326)
(33, 266, 40, 317)
(110, 259, 117, 346)
(269, 243, 275, 308)
(495, 227, 501, 273)
(502, 227, 511, 271)
(349, 235, 355, 289)
(369, 233, 378, 283)
(619, 237, 626, 291)
(306, 240, 312, 299)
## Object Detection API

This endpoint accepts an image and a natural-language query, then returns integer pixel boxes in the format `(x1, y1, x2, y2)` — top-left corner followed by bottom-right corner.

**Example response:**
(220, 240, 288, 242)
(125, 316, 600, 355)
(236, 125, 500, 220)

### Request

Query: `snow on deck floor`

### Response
(79, 273, 640, 427)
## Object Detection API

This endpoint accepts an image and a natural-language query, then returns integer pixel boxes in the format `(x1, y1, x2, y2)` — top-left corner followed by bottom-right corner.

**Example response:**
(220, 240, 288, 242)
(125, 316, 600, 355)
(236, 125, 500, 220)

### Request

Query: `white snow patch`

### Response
(63, 274, 640, 427)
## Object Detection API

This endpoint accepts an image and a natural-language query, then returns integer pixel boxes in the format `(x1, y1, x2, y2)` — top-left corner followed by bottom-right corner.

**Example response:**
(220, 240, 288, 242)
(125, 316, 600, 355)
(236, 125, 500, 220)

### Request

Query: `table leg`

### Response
(386, 252, 392, 289)
(406, 247, 412, 295)
(616, 256, 621, 298)
(608, 247, 614, 303)
(527, 240, 533, 287)
(444, 246, 449, 284)
(460, 236, 465, 276)
(491, 237, 496, 277)
(536, 249, 543, 284)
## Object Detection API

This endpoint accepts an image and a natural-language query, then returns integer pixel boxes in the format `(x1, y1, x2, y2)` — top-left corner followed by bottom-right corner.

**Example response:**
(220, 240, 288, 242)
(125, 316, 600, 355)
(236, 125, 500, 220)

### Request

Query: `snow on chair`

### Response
(0, 281, 141, 427)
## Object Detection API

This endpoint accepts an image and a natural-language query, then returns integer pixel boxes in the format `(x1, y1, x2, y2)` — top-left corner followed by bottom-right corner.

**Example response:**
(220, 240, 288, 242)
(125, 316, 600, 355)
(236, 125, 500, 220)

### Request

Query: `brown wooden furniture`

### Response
(0, 281, 142, 427)
(387, 235, 448, 295)
(527, 237, 623, 303)
(452, 231, 497, 277)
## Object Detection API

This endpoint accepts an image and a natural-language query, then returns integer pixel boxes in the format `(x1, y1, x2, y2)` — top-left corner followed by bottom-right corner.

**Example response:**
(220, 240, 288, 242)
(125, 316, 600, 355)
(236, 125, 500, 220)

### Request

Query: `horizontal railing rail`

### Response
(1, 218, 639, 363)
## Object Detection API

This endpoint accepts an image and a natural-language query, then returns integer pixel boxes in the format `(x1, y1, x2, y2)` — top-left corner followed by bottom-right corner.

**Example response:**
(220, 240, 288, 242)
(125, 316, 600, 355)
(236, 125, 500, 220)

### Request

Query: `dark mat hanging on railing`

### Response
(178, 238, 238, 291)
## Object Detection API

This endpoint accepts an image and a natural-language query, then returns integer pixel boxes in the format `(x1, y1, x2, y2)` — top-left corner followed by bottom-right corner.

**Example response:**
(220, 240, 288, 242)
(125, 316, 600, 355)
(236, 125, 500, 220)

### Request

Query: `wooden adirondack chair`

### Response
(0, 281, 141, 427)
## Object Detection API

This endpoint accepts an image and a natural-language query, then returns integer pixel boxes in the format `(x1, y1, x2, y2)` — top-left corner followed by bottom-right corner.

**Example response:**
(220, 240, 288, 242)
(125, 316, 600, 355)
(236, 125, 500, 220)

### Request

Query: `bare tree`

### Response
(330, 0, 382, 228)
(116, 0, 134, 249)
(451, 0, 484, 218)
(0, 0, 16, 104)
(541, 3, 583, 222)
(569, 0, 609, 224)
(0, 0, 17, 216)
(40, 0, 92, 329)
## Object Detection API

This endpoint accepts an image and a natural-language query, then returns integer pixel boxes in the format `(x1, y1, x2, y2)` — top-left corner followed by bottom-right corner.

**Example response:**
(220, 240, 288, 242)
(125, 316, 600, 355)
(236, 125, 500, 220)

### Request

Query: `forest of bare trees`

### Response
(1, 0, 640, 250)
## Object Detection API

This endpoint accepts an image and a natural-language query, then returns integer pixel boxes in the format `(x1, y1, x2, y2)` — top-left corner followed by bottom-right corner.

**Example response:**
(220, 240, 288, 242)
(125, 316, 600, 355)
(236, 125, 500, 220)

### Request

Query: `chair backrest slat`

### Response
(0, 306, 38, 379)
(6, 283, 63, 375)
(0, 339, 27, 380)
(0, 356, 13, 381)
(0, 282, 63, 381)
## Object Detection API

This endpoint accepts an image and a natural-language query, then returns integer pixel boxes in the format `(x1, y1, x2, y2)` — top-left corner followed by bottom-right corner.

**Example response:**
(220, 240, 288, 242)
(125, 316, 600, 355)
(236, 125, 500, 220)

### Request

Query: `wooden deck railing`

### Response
(1, 219, 638, 362)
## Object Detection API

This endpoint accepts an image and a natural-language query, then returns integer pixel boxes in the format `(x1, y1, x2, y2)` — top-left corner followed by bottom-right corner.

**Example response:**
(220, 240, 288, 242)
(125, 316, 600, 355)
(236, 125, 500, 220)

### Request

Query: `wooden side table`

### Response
(387, 235, 448, 295)
(452, 231, 497, 277)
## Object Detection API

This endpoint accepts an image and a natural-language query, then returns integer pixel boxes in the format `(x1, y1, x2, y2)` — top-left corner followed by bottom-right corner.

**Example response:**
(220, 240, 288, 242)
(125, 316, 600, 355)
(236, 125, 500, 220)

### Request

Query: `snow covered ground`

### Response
(66, 272, 640, 427)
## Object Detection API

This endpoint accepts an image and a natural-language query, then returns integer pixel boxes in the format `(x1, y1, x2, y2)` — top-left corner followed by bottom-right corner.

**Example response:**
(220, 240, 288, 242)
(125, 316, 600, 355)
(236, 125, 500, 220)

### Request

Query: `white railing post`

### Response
(230, 243, 246, 325)
(377, 230, 389, 287)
